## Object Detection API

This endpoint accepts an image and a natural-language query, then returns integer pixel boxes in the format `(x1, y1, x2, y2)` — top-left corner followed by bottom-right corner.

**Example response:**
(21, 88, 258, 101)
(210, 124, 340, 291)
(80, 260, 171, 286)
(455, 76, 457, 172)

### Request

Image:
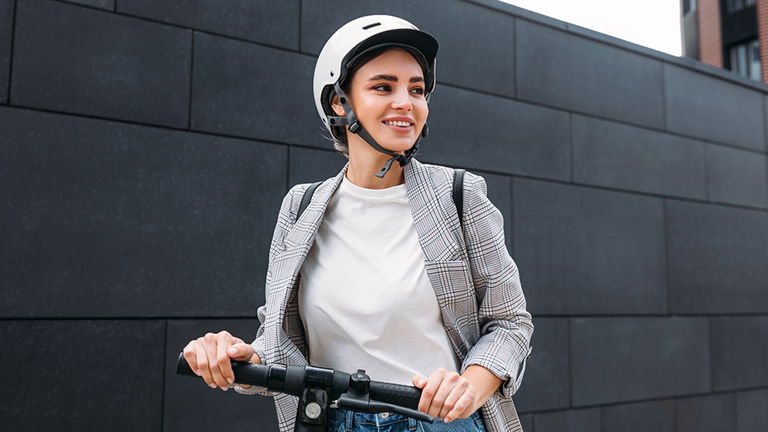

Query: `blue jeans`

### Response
(326, 408, 486, 432)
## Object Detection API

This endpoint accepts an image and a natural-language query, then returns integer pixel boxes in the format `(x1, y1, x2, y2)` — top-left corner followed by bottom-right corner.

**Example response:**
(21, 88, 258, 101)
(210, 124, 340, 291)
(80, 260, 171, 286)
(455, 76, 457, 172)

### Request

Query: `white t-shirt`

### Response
(298, 175, 458, 385)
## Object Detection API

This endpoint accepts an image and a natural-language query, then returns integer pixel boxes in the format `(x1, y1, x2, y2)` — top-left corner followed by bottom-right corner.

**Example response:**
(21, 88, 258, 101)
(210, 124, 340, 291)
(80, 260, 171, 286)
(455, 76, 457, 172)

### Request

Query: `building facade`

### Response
(682, 0, 768, 82)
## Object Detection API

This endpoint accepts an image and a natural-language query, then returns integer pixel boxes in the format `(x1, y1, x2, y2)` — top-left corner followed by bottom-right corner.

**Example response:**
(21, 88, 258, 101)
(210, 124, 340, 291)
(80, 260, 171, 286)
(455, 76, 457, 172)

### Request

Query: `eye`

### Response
(410, 86, 425, 95)
(373, 84, 391, 92)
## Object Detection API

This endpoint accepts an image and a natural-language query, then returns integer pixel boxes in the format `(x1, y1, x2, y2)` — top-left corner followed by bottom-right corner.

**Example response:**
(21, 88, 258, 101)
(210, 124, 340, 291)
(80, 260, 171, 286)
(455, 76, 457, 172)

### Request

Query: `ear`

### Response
(331, 93, 346, 116)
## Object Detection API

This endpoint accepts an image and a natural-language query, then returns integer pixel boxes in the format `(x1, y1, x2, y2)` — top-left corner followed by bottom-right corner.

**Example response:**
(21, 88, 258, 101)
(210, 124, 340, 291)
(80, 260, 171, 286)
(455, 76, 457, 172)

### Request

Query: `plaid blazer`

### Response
(237, 159, 534, 432)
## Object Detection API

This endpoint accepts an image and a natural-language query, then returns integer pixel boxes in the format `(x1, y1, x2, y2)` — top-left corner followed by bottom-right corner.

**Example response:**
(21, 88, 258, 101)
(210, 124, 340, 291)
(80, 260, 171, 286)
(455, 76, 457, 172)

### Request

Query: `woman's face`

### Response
(334, 48, 429, 154)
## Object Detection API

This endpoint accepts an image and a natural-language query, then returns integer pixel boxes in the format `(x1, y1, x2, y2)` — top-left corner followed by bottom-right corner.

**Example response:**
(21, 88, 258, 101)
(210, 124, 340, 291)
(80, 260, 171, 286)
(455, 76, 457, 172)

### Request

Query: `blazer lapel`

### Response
(404, 159, 462, 262)
(405, 160, 474, 358)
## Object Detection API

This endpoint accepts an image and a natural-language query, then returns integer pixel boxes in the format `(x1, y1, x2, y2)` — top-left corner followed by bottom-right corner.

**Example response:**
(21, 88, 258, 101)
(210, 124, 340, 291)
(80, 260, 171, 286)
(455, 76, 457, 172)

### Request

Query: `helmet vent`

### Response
(362, 22, 381, 30)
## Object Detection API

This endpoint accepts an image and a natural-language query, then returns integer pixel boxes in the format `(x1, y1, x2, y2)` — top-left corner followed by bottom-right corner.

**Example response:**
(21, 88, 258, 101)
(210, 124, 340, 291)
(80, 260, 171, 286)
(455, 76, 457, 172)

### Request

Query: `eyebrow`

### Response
(367, 74, 425, 83)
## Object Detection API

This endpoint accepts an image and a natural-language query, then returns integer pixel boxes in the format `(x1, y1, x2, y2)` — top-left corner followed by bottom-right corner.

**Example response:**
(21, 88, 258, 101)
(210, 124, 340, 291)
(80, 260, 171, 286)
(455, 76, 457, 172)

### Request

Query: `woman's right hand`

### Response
(182, 330, 261, 391)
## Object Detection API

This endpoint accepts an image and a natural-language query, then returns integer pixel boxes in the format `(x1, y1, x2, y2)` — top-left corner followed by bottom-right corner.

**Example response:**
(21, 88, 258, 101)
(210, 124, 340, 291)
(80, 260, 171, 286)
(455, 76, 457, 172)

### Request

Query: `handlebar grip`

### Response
(368, 381, 422, 410)
(176, 353, 272, 388)
(176, 353, 197, 377)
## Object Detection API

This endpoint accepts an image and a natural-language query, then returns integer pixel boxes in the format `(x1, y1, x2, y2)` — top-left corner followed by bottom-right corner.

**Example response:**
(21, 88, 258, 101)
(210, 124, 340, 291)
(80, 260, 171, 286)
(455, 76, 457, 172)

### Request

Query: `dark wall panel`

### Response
(764, 95, 768, 153)
(61, 0, 114, 10)
(705, 145, 768, 208)
(513, 179, 667, 315)
(0, 107, 287, 317)
(164, 319, 278, 432)
(519, 414, 533, 431)
(665, 64, 765, 151)
(710, 317, 768, 391)
(737, 389, 768, 432)
(571, 317, 710, 406)
(301, 0, 516, 97)
(426, 86, 570, 180)
(533, 407, 601, 432)
(288, 146, 347, 186)
(12, 0, 190, 127)
(118, 0, 299, 49)
(516, 20, 664, 129)
(601, 400, 675, 432)
(667, 200, 768, 314)
(514, 318, 570, 413)
(191, 32, 318, 146)
(0, 0, 12, 104)
(675, 393, 737, 432)
(0, 320, 165, 431)
(572, 114, 707, 199)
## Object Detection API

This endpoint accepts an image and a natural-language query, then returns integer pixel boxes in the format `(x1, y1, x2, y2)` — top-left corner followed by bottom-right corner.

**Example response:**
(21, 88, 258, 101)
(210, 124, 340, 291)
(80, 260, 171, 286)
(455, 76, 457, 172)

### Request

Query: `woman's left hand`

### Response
(413, 368, 477, 422)
(412, 365, 497, 423)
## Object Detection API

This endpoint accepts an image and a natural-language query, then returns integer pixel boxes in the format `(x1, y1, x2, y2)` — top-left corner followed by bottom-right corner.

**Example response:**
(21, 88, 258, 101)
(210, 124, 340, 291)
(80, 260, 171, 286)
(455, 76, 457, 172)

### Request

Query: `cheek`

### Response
(416, 102, 429, 122)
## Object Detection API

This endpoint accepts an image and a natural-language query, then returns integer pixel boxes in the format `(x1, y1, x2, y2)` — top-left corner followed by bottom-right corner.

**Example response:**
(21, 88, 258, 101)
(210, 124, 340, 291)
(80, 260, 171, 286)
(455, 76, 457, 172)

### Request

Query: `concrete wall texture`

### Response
(1, 1, 767, 431)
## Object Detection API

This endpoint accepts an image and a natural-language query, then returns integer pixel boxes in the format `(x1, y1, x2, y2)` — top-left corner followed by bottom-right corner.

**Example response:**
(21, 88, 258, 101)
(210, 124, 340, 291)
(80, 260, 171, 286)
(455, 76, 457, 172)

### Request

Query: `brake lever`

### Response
(335, 394, 434, 423)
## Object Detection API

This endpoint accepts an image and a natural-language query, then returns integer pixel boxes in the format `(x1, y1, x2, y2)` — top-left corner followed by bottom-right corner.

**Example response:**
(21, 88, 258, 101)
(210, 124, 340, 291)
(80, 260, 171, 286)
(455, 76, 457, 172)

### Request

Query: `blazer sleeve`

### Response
(459, 172, 534, 399)
(234, 184, 303, 396)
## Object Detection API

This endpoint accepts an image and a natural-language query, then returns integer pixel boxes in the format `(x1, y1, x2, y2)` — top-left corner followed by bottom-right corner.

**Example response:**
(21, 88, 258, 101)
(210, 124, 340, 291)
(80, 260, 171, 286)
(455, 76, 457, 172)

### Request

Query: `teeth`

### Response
(384, 120, 412, 127)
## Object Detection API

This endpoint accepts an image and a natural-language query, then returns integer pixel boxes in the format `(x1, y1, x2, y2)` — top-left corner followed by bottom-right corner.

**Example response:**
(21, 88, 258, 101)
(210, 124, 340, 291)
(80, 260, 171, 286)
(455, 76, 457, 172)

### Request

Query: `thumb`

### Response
(412, 374, 428, 388)
(227, 343, 255, 361)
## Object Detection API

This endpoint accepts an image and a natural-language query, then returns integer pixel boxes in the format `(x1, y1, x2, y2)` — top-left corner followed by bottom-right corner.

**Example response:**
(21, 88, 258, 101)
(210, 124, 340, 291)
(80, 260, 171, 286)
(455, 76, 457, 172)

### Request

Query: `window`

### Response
(683, 0, 697, 14)
(729, 40, 762, 81)
(726, 0, 756, 13)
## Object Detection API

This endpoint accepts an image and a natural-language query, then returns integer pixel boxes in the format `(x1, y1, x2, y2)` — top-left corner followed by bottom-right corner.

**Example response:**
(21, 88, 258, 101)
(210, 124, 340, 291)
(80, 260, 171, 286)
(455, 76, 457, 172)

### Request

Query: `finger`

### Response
(412, 374, 427, 388)
(193, 340, 216, 388)
(216, 336, 235, 386)
(182, 342, 198, 374)
(418, 368, 447, 414)
(438, 379, 468, 420)
(429, 373, 459, 418)
(444, 392, 475, 423)
(227, 342, 255, 362)
(250, 352, 262, 364)
(202, 337, 229, 389)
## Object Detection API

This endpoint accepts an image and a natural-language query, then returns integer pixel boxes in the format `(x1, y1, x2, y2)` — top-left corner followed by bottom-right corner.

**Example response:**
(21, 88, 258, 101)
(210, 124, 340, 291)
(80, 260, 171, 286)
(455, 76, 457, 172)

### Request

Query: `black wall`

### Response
(2, 1, 767, 431)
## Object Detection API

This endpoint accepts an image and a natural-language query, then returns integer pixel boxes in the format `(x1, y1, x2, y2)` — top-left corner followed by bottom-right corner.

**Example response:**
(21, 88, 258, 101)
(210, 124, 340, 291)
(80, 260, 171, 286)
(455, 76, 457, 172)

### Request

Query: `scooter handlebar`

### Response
(175, 353, 423, 411)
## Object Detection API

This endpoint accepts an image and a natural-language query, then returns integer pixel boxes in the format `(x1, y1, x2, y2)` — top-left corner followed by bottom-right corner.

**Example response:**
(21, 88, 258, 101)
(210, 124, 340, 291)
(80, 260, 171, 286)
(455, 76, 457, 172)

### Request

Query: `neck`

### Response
(345, 137, 407, 189)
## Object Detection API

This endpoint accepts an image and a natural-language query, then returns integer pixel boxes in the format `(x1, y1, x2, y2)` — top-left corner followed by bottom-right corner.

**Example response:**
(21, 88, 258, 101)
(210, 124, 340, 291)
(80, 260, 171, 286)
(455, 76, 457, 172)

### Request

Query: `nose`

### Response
(390, 87, 412, 111)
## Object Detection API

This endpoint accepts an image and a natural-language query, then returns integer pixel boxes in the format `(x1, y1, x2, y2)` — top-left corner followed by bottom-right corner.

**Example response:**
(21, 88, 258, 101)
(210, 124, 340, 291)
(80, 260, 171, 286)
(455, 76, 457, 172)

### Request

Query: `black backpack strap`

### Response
(297, 181, 322, 222)
(452, 169, 465, 227)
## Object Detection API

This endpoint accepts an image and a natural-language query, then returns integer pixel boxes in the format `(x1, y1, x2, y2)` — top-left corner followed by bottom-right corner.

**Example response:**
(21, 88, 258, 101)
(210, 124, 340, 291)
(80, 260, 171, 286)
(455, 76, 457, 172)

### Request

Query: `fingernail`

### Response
(419, 378, 426, 386)
(208, 383, 217, 389)
(221, 386, 228, 391)
(227, 377, 234, 384)
(228, 347, 237, 355)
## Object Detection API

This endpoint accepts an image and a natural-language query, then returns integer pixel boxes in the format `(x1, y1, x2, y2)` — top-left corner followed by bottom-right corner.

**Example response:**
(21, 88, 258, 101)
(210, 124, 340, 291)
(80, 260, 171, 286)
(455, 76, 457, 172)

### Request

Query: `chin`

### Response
(377, 138, 417, 153)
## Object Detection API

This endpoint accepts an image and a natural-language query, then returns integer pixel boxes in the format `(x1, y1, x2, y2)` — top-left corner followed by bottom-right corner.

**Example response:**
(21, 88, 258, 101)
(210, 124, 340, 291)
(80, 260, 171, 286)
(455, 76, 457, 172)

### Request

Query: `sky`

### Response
(499, 0, 683, 56)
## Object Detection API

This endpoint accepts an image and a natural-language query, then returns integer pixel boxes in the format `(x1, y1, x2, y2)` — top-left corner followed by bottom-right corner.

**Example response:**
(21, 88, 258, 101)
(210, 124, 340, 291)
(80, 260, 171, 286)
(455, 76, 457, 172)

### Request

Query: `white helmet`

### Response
(312, 15, 439, 178)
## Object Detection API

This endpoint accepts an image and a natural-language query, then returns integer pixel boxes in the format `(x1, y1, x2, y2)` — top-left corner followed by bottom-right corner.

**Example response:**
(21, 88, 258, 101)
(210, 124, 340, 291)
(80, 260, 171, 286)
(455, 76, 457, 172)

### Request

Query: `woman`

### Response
(182, 15, 533, 432)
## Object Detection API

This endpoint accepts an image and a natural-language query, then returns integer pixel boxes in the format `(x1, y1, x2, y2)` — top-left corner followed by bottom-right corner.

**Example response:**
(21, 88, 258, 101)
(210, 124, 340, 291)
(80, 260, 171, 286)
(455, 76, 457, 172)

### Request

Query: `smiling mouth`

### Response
(382, 120, 414, 128)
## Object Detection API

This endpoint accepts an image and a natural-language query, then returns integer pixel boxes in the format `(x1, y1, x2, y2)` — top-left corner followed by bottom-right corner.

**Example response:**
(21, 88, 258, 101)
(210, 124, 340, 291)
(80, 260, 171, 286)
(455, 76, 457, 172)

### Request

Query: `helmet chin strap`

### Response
(328, 83, 428, 179)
